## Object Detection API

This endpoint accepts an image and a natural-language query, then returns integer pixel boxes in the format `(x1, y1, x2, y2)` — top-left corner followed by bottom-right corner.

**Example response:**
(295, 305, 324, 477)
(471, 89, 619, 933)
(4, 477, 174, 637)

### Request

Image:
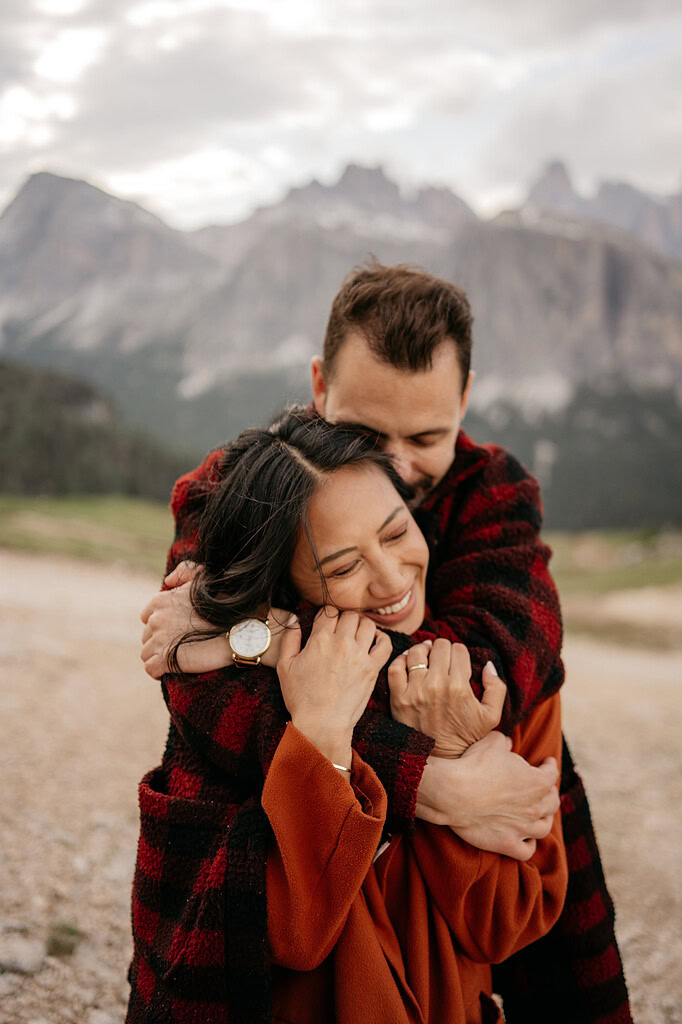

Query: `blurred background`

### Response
(0, 1, 680, 1022)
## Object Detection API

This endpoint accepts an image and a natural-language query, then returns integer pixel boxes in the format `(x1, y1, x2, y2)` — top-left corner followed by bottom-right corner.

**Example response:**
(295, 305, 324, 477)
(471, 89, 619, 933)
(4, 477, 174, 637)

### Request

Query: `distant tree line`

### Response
(0, 361, 193, 502)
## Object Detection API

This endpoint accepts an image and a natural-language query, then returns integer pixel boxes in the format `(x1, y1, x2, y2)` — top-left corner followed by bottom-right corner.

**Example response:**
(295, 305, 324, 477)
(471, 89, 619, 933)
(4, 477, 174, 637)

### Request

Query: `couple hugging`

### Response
(128, 262, 631, 1024)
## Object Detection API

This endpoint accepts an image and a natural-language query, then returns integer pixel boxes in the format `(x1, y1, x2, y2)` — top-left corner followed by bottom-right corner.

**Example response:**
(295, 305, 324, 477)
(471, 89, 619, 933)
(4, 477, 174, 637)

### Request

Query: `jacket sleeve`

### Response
(407, 693, 568, 963)
(262, 723, 387, 971)
(412, 443, 564, 733)
(165, 447, 226, 575)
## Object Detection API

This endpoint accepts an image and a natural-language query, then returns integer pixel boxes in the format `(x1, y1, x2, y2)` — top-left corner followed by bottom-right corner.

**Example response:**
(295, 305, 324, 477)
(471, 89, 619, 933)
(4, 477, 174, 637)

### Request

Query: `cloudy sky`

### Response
(1, 0, 680, 228)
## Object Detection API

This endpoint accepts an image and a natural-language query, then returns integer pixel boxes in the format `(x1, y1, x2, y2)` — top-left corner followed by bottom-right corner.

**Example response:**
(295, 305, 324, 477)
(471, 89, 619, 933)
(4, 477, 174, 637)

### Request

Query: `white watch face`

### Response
(230, 618, 270, 658)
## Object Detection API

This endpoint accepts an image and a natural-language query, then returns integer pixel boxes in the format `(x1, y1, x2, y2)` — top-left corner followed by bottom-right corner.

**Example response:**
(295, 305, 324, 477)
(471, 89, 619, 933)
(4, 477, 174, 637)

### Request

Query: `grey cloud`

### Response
(479, 44, 682, 198)
(0, 0, 679, 223)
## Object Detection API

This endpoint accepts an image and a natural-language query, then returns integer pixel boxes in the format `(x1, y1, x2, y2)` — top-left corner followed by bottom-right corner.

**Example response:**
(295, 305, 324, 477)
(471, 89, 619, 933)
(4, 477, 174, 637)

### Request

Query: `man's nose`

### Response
(384, 444, 415, 485)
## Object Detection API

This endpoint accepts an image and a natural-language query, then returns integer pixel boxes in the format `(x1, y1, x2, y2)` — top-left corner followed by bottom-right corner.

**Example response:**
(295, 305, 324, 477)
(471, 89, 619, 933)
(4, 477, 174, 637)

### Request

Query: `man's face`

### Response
(312, 332, 472, 505)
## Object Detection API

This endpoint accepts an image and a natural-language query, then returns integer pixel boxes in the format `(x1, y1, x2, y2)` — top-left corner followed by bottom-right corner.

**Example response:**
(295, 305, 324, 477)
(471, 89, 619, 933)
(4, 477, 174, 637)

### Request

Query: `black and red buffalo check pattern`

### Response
(126, 429, 632, 1024)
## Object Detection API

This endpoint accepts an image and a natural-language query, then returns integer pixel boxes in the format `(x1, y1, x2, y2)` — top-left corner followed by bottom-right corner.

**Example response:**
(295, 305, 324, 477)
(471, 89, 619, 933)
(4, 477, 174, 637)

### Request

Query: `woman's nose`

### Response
(368, 556, 408, 599)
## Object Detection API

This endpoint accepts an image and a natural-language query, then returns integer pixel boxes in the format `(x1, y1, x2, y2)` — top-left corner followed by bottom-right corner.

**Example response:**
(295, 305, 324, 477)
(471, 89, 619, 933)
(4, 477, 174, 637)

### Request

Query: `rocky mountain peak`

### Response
(336, 163, 402, 212)
(522, 162, 682, 261)
(527, 160, 585, 216)
(0, 169, 212, 311)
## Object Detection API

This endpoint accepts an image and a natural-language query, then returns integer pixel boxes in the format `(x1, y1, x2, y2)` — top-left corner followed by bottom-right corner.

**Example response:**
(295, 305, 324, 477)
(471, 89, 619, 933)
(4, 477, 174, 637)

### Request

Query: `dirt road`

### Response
(0, 549, 680, 1023)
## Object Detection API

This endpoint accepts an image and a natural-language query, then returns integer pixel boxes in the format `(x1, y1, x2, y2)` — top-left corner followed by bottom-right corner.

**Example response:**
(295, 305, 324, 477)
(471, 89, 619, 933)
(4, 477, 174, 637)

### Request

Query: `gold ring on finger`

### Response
(407, 663, 429, 673)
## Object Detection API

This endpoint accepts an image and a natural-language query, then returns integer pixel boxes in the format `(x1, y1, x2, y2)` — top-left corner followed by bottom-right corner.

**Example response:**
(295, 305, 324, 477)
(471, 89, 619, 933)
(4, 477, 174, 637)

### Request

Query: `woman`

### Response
(126, 407, 567, 1024)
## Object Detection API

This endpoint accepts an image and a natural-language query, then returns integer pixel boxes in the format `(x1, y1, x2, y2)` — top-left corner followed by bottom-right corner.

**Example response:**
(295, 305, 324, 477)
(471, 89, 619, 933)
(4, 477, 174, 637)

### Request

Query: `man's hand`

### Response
(388, 639, 507, 757)
(415, 731, 560, 861)
(140, 560, 292, 677)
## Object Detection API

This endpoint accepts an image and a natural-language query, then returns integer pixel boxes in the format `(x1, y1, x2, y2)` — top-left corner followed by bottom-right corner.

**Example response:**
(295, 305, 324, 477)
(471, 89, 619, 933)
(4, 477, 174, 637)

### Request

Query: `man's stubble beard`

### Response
(408, 477, 437, 509)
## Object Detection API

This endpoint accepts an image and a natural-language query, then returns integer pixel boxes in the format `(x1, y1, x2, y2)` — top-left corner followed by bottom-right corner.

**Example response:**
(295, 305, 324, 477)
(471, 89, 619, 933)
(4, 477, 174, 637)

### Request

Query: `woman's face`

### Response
(290, 463, 429, 634)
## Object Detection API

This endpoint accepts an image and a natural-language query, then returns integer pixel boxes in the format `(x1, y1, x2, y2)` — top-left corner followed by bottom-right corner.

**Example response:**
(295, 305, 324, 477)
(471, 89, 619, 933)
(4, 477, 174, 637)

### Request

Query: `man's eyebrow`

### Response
(318, 506, 403, 567)
(409, 428, 449, 438)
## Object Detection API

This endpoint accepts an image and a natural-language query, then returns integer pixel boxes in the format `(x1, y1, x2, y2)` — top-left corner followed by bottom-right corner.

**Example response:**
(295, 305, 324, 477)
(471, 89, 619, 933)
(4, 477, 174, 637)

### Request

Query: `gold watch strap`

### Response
(232, 653, 261, 667)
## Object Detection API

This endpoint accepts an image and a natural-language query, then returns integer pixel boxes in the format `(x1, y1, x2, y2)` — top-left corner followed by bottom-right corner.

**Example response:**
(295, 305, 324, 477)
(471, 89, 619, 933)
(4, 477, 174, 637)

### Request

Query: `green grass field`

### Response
(1, 494, 681, 594)
(0, 494, 173, 575)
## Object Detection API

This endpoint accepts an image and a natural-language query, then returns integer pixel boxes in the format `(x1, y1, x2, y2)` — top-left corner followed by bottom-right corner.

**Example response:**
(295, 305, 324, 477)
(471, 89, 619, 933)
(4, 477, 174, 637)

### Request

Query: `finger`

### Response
(539, 756, 559, 787)
(141, 637, 164, 662)
(448, 642, 472, 683)
(140, 597, 156, 624)
(406, 642, 431, 672)
(538, 788, 561, 818)
(387, 652, 409, 696)
(141, 622, 152, 644)
(509, 838, 536, 862)
(164, 560, 199, 587)
(369, 631, 393, 672)
(428, 637, 451, 673)
(278, 616, 302, 666)
(143, 656, 165, 680)
(356, 615, 378, 651)
(526, 816, 554, 840)
(480, 662, 507, 724)
(521, 837, 537, 859)
(335, 610, 361, 639)
(312, 606, 338, 634)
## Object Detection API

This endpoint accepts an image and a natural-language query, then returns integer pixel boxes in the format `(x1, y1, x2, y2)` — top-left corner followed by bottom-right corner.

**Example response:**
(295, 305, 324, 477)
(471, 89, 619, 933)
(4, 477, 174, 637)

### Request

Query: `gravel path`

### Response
(1, 549, 680, 1023)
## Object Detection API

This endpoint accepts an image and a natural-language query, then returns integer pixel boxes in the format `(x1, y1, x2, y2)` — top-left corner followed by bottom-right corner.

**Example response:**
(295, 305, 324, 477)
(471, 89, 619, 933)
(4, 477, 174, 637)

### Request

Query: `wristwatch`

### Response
(227, 617, 271, 666)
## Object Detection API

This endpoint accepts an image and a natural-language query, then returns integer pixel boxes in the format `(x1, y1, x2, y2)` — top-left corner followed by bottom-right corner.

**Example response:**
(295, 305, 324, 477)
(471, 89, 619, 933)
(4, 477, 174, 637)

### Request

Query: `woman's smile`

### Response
(364, 582, 417, 626)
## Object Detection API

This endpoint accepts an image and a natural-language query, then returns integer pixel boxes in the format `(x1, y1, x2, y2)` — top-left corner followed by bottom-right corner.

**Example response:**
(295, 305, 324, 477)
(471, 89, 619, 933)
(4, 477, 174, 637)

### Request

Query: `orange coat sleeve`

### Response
(261, 723, 388, 972)
(408, 693, 568, 963)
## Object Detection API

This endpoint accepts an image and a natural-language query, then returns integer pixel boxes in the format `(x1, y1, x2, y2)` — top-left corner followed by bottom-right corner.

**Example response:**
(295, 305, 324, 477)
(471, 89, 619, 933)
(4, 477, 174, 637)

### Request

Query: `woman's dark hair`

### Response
(170, 405, 412, 672)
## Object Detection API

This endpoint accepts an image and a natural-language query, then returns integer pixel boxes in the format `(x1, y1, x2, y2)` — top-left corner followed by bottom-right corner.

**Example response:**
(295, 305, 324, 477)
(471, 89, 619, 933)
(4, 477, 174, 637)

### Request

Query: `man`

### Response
(141, 262, 631, 1023)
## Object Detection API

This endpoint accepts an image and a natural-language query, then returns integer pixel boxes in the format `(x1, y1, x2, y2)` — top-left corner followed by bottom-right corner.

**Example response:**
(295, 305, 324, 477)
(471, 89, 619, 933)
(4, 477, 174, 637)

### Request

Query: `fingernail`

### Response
(485, 660, 498, 676)
(424, 639, 433, 647)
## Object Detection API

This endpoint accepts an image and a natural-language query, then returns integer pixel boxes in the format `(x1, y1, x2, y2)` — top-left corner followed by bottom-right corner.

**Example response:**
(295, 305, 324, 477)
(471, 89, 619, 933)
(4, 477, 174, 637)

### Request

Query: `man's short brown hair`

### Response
(323, 259, 472, 391)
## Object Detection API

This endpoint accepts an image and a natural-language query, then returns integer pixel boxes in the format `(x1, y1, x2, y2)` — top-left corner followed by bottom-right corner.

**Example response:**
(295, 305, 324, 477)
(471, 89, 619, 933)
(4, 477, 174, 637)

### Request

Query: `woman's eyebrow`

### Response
(318, 506, 403, 567)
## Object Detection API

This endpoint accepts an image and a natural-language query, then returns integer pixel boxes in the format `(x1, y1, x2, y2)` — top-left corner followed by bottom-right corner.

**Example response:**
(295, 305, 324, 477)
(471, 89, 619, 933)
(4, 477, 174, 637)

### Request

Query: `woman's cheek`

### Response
(325, 578, 360, 611)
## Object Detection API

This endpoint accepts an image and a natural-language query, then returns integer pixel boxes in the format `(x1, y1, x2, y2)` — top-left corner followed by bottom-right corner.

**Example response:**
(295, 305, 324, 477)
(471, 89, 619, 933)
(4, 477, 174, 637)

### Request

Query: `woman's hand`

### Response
(277, 609, 392, 768)
(387, 639, 507, 757)
(140, 560, 292, 677)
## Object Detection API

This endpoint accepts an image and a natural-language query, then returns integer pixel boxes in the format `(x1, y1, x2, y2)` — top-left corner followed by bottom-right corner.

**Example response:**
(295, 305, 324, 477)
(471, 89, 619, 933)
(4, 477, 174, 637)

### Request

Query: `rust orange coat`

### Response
(262, 694, 568, 1024)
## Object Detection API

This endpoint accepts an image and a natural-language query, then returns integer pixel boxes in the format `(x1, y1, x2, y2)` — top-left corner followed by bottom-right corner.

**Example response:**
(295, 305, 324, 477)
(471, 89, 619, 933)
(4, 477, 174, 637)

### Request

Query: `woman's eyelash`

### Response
(331, 561, 359, 578)
(329, 528, 408, 578)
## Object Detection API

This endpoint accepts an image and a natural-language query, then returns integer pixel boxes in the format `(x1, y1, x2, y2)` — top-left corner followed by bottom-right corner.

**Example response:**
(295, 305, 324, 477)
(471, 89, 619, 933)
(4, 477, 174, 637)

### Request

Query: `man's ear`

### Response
(460, 370, 474, 421)
(311, 356, 327, 416)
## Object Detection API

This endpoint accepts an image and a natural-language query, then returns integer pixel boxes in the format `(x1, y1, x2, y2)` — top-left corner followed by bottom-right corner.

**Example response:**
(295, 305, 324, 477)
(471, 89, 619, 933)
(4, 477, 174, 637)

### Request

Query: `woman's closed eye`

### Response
(330, 560, 360, 579)
(329, 527, 408, 578)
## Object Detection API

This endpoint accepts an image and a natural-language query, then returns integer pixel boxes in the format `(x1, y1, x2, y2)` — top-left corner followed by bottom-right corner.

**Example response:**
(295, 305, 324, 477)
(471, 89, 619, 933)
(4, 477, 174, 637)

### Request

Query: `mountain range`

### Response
(0, 161, 680, 527)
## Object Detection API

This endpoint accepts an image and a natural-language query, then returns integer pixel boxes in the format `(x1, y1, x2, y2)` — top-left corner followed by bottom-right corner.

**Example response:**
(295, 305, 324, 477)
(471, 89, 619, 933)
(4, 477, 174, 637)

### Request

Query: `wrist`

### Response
(291, 718, 353, 768)
(417, 755, 469, 829)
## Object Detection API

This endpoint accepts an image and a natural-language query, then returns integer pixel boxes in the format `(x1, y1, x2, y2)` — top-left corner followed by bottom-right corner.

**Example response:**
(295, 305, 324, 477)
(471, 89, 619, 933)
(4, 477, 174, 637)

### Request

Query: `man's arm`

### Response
(414, 437, 564, 733)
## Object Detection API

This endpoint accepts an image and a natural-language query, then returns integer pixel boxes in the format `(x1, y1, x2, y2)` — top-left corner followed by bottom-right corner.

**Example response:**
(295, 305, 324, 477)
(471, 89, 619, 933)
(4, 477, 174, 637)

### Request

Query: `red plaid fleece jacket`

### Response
(127, 429, 632, 1024)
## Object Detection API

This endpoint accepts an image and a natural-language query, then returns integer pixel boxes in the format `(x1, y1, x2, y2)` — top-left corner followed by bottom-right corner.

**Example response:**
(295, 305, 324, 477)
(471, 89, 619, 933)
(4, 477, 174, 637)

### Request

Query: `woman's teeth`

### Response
(374, 589, 412, 617)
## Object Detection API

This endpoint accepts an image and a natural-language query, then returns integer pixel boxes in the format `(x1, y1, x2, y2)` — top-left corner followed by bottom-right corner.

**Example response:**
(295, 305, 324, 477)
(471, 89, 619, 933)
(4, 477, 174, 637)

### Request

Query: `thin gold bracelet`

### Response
(332, 762, 352, 775)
